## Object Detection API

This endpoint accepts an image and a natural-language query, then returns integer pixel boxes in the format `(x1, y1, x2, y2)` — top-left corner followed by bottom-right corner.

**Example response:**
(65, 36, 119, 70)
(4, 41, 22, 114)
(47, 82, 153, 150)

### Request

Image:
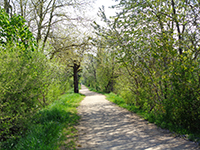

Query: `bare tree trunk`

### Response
(36, 0, 43, 43)
(42, 0, 56, 51)
(73, 63, 80, 93)
(171, 0, 183, 55)
(4, 0, 10, 14)
(20, 0, 23, 16)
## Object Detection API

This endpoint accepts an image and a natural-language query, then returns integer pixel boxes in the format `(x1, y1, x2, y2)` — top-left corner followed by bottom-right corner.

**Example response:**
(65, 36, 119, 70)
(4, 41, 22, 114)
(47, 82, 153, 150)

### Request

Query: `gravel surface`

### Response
(76, 85, 199, 150)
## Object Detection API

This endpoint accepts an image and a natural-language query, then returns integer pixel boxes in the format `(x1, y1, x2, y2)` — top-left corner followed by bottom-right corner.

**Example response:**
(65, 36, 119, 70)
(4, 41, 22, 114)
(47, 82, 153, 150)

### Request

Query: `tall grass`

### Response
(1, 92, 84, 150)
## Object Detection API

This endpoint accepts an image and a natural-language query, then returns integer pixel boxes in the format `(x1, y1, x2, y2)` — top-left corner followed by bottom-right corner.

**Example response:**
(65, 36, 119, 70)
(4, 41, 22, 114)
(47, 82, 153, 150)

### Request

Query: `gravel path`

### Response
(76, 85, 199, 150)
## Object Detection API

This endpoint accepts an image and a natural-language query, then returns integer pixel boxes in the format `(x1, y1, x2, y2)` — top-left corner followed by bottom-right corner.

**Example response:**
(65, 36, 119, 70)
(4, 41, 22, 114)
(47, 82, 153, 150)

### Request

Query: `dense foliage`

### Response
(2, 92, 84, 150)
(83, 0, 200, 134)
(0, 8, 72, 146)
(0, 8, 35, 50)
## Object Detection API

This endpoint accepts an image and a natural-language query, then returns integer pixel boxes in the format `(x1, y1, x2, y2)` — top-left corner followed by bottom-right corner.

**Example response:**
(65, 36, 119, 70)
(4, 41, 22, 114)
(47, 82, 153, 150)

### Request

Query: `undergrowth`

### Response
(1, 91, 84, 150)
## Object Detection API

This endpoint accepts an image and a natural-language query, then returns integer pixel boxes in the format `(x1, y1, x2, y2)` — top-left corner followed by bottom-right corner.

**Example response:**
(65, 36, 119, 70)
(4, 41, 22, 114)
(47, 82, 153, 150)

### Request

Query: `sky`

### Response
(90, 0, 119, 24)
(94, 0, 118, 16)
(75, 0, 119, 33)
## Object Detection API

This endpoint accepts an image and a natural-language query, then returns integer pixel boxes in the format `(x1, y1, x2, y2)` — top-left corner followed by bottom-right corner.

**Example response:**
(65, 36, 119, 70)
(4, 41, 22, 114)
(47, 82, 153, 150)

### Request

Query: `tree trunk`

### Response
(4, 0, 10, 14)
(20, 0, 23, 17)
(36, 1, 43, 44)
(73, 63, 79, 93)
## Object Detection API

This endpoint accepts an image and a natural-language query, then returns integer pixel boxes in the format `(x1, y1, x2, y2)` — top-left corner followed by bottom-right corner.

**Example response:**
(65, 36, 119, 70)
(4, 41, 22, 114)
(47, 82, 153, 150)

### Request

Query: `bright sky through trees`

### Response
(93, 0, 118, 24)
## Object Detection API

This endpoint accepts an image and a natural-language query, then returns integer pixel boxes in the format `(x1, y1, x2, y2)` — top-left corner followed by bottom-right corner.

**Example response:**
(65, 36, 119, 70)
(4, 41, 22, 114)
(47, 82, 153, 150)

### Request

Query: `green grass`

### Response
(105, 92, 145, 116)
(1, 92, 84, 150)
(87, 86, 106, 94)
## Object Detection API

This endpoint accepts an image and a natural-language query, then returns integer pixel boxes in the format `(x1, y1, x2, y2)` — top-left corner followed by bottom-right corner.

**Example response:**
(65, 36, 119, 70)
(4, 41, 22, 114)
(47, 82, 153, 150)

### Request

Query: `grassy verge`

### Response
(87, 87, 105, 94)
(105, 92, 145, 116)
(2, 91, 84, 150)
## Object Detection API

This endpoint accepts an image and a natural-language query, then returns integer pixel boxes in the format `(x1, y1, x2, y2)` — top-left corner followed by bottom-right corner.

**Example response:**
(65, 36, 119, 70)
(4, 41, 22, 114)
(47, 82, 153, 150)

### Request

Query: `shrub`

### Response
(0, 45, 46, 141)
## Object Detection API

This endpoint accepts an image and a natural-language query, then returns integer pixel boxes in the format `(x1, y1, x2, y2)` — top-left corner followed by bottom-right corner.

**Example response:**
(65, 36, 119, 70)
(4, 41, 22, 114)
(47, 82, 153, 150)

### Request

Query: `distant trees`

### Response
(83, 37, 119, 93)
(82, 54, 98, 89)
(83, 0, 200, 133)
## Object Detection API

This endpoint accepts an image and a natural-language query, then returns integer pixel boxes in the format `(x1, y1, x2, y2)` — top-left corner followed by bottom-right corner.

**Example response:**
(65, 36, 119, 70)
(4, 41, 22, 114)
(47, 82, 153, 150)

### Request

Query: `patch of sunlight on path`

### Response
(76, 85, 199, 150)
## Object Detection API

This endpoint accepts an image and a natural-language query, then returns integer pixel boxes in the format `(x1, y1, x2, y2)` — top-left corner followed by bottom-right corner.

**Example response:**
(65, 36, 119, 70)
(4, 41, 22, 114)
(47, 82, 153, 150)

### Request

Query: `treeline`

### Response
(83, 0, 200, 134)
(0, 8, 73, 145)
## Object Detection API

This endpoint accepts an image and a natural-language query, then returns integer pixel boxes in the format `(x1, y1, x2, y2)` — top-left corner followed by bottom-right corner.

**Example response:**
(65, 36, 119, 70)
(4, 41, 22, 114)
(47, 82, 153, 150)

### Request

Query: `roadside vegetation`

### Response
(1, 90, 84, 150)
(83, 0, 200, 145)
(0, 1, 88, 149)
(106, 93, 200, 144)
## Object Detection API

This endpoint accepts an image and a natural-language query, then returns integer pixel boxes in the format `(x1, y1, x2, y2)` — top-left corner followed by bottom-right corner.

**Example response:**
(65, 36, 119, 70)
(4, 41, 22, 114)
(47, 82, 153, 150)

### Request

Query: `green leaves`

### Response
(0, 8, 36, 52)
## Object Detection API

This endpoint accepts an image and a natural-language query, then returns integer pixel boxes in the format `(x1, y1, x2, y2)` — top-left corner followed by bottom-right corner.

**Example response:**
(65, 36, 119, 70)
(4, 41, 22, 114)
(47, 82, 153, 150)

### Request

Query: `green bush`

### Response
(0, 45, 72, 143)
(0, 8, 72, 144)
(7, 93, 84, 150)
(0, 45, 43, 141)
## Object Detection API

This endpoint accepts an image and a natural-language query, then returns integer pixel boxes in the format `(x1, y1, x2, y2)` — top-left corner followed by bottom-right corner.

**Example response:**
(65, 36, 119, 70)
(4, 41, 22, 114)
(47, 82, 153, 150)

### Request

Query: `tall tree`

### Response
(49, 27, 91, 93)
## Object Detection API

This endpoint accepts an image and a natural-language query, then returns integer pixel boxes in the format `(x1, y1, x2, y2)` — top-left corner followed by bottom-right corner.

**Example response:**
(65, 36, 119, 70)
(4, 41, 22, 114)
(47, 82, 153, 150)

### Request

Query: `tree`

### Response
(90, 0, 200, 132)
(82, 36, 119, 93)
(1, 0, 94, 51)
(48, 27, 91, 93)
(3, 0, 12, 14)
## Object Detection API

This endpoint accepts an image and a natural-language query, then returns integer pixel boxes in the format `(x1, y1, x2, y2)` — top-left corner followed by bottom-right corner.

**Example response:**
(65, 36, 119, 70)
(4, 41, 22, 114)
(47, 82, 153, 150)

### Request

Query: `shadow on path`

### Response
(77, 85, 199, 150)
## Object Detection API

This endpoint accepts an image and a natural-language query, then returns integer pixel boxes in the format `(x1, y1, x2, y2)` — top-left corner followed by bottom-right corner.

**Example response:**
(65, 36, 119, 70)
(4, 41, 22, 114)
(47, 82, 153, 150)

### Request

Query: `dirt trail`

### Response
(76, 85, 199, 150)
